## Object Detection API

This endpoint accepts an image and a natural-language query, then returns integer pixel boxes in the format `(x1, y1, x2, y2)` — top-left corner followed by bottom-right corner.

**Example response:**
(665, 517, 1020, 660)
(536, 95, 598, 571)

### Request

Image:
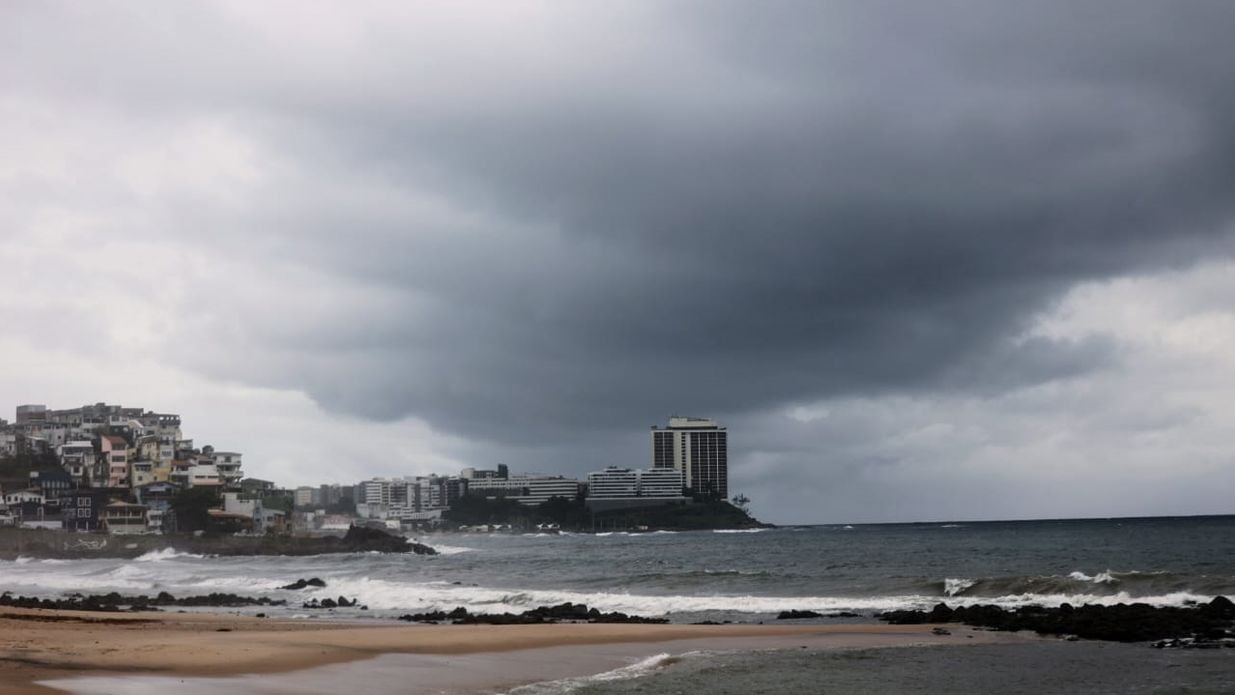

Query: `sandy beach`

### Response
(0, 608, 994, 695)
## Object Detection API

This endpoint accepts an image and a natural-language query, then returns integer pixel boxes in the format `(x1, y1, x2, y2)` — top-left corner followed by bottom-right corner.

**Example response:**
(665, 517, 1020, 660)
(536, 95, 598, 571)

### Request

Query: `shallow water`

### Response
(42, 639, 1235, 695)
(569, 642, 1235, 695)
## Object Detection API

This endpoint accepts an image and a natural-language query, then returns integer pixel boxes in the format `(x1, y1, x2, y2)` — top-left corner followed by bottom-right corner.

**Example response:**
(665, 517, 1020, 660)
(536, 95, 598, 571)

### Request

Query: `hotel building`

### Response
(650, 416, 728, 497)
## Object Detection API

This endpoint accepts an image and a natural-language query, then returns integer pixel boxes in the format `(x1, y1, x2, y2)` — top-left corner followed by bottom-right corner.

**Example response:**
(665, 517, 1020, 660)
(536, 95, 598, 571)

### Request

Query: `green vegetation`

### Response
(169, 486, 221, 533)
(444, 493, 765, 532)
(443, 494, 531, 526)
(0, 451, 60, 493)
(591, 499, 763, 531)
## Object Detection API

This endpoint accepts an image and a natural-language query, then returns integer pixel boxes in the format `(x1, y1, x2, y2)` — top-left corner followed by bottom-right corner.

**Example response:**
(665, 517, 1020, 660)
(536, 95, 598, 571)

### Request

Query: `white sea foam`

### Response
(504, 652, 688, 694)
(1068, 570, 1118, 584)
(185, 575, 288, 591)
(429, 544, 476, 555)
(0, 570, 156, 592)
(306, 574, 1215, 617)
(712, 528, 767, 534)
(944, 578, 975, 596)
(133, 548, 205, 562)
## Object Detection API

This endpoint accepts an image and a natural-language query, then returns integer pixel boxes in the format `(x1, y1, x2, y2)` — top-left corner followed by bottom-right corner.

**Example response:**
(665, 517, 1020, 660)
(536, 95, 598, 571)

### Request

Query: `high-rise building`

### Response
(650, 416, 727, 497)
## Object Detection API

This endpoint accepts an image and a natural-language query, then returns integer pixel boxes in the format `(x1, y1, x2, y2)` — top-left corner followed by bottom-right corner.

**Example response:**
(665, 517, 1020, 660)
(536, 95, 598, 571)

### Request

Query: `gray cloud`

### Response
(5, 1, 1235, 520)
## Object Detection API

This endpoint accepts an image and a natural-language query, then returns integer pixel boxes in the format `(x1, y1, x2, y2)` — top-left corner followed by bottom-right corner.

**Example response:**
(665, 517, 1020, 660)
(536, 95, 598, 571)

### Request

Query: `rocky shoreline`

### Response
(397, 602, 670, 625)
(879, 596, 1235, 645)
(0, 590, 286, 612)
(0, 525, 436, 559)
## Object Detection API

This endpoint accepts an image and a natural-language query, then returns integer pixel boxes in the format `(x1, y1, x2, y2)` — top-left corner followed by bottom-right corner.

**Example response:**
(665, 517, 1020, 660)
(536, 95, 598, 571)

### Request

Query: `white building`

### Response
(586, 467, 685, 499)
(650, 416, 728, 497)
(587, 467, 638, 498)
(466, 475, 581, 506)
(186, 464, 222, 488)
(210, 451, 243, 488)
(293, 486, 317, 508)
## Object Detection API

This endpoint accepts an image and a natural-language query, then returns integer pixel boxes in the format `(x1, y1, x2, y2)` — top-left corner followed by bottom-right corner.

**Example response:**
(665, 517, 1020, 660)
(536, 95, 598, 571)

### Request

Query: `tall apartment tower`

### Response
(651, 416, 727, 497)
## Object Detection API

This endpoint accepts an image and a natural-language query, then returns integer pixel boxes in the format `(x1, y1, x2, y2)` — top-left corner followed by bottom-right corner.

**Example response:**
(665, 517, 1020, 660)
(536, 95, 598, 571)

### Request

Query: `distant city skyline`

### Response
(4, 2, 1235, 523)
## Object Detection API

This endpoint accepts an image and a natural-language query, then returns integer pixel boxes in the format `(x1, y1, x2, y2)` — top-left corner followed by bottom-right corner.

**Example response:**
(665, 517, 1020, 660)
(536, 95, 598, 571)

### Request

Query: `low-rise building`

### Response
(186, 464, 223, 488)
(210, 451, 243, 489)
(133, 482, 178, 532)
(30, 468, 73, 501)
(58, 441, 96, 486)
(467, 474, 581, 506)
(60, 490, 107, 531)
(101, 501, 148, 534)
(585, 467, 687, 511)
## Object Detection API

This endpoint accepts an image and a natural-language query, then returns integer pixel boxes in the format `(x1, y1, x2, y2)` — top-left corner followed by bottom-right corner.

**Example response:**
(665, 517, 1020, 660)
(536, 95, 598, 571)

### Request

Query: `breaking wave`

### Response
(504, 651, 697, 694)
(133, 548, 205, 562)
(929, 570, 1232, 602)
(304, 575, 1221, 617)
(429, 544, 476, 555)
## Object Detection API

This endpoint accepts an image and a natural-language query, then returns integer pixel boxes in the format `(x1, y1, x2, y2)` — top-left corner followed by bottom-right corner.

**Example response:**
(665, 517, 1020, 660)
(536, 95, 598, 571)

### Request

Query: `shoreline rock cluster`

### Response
(879, 596, 1235, 645)
(0, 590, 286, 612)
(281, 577, 328, 590)
(397, 602, 669, 625)
(776, 609, 861, 620)
(302, 596, 363, 609)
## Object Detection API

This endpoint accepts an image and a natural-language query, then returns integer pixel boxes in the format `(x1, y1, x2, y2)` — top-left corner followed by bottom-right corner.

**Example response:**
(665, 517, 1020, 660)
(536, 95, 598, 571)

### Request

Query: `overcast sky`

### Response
(3, 1, 1234, 523)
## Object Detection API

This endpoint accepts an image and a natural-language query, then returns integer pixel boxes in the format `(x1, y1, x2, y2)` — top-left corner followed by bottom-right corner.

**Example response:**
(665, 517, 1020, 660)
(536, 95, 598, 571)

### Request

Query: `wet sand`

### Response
(0, 608, 1002, 695)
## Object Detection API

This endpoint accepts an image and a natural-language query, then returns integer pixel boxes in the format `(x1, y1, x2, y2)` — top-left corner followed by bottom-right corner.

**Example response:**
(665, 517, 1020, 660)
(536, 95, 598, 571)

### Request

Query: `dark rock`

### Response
(777, 610, 824, 620)
(281, 578, 327, 590)
(340, 526, 437, 555)
(880, 600, 1235, 643)
(0, 590, 283, 612)
(1201, 595, 1234, 619)
(395, 603, 667, 626)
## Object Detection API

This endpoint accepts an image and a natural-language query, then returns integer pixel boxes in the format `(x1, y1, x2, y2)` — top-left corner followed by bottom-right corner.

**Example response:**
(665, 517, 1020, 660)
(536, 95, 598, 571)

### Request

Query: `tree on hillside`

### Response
(444, 493, 523, 526)
(169, 486, 221, 533)
(537, 495, 588, 527)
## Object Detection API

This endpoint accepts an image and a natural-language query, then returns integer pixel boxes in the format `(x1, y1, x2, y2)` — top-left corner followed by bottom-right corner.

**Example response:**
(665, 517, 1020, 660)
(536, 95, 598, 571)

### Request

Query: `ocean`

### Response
(7, 516, 1235, 693)
(5, 516, 1234, 621)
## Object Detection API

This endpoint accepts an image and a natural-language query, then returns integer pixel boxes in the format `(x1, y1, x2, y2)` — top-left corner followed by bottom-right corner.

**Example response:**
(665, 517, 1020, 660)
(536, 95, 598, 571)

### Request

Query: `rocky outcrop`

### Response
(302, 596, 363, 609)
(0, 590, 285, 612)
(776, 610, 824, 619)
(397, 602, 669, 625)
(0, 526, 437, 559)
(879, 596, 1235, 643)
(281, 577, 328, 590)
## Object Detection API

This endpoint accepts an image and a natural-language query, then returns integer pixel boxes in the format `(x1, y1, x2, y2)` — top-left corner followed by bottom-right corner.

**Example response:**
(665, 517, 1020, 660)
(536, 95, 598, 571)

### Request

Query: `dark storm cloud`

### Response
(7, 1, 1235, 468)
(233, 0, 1235, 443)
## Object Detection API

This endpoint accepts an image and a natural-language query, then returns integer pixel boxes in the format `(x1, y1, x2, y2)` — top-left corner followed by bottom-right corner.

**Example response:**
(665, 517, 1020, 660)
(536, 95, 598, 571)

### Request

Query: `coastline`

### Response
(0, 608, 993, 694)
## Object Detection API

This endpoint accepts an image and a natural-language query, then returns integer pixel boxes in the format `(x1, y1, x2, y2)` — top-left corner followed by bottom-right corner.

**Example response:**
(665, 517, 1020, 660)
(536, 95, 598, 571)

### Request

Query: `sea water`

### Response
(11, 516, 1235, 693)
(3, 516, 1234, 622)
